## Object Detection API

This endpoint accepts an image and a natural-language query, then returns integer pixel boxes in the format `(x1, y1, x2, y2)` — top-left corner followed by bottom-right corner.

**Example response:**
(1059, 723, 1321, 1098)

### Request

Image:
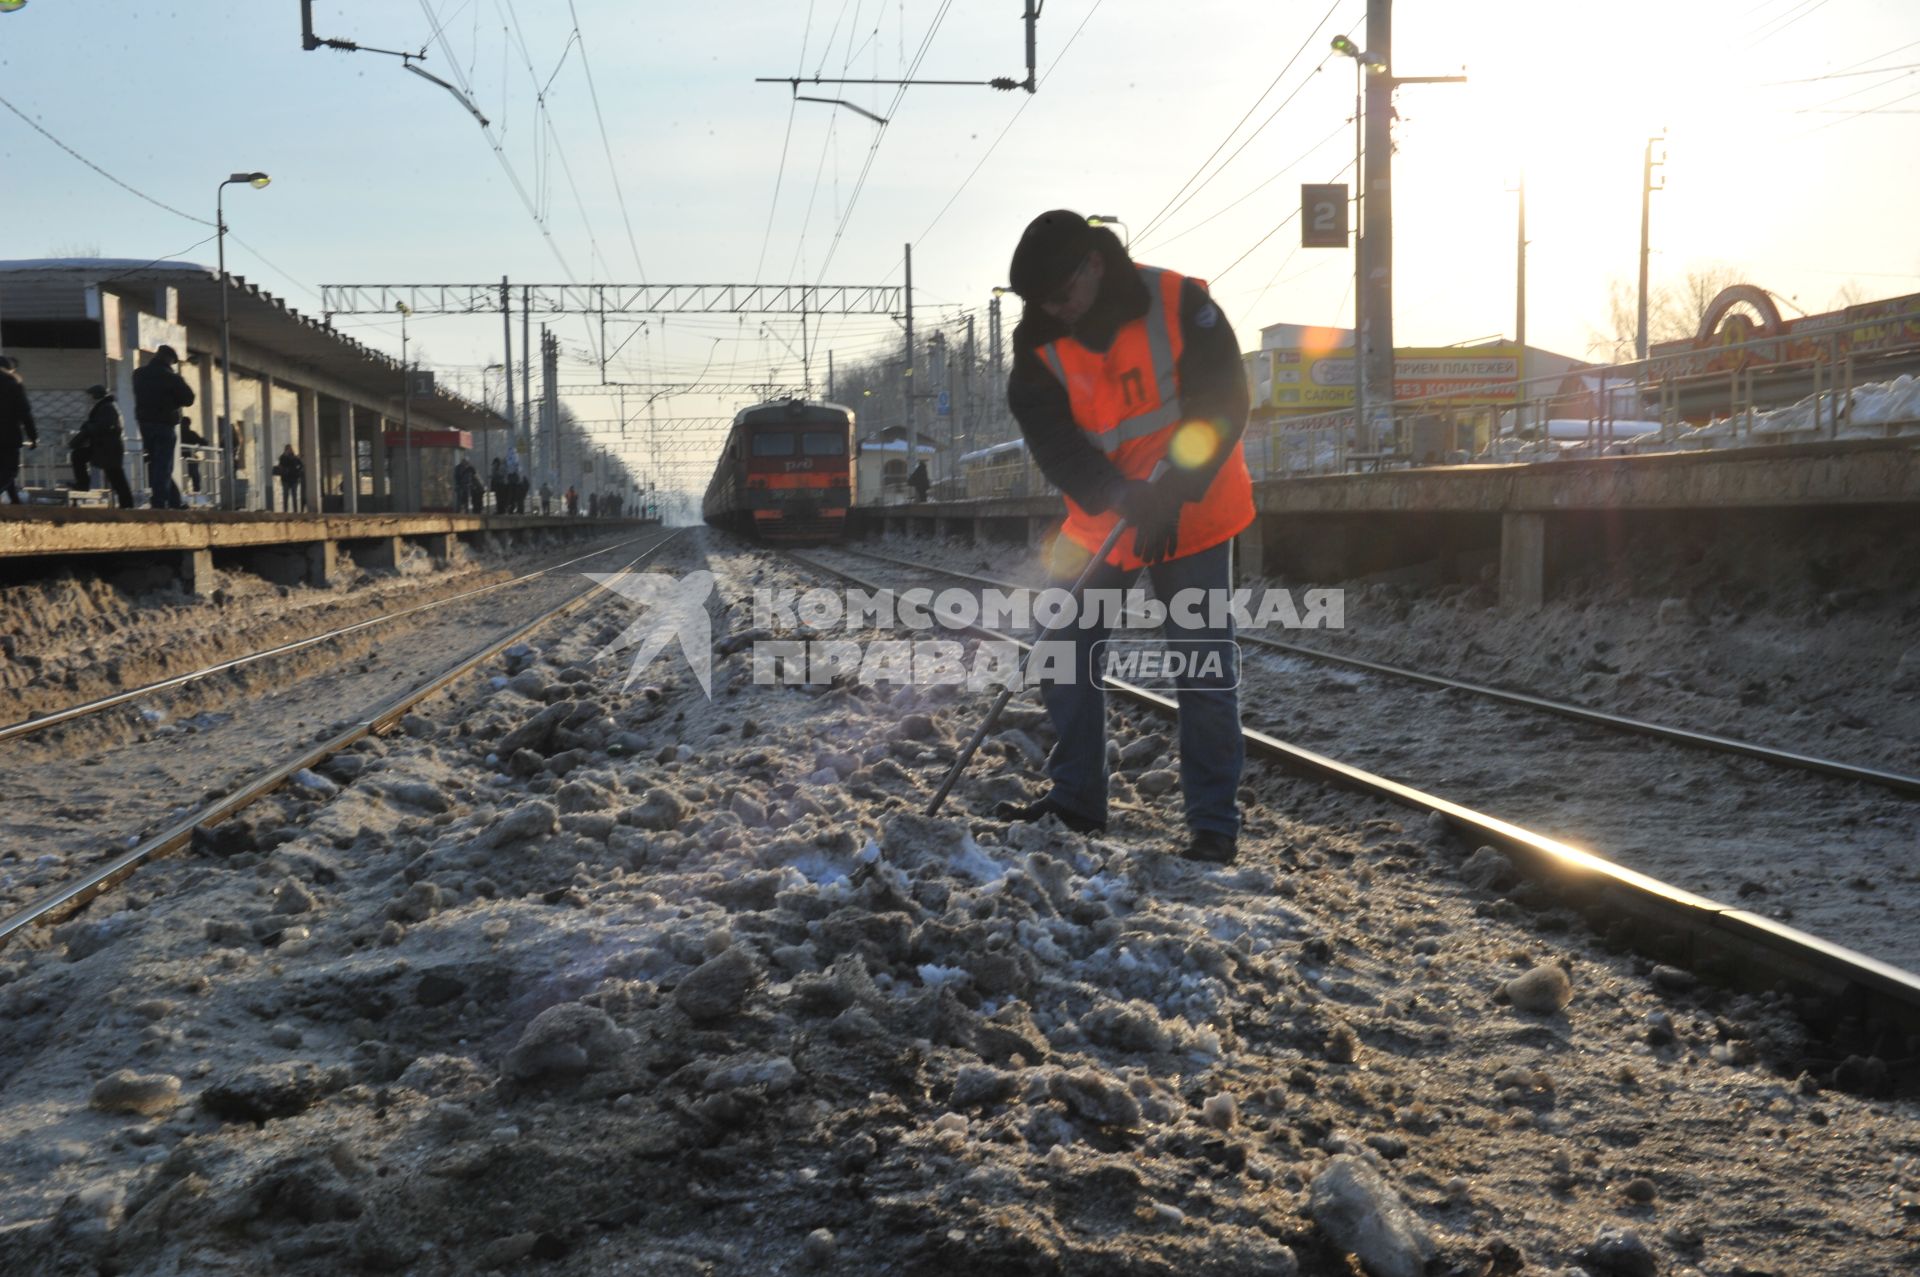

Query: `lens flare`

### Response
(1169, 420, 1221, 472)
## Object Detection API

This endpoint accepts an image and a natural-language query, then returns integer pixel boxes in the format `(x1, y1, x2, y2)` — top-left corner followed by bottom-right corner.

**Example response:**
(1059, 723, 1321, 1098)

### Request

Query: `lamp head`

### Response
(396, 302, 413, 317)
(228, 171, 271, 187)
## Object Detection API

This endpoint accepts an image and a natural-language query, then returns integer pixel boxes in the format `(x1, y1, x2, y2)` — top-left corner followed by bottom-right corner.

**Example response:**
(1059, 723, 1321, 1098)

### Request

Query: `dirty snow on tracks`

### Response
(1, 529, 1915, 1276)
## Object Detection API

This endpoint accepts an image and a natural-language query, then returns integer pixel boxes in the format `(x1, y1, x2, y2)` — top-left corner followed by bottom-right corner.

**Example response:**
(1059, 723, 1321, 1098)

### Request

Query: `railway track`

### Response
(779, 541, 1920, 1049)
(827, 544, 1920, 798)
(0, 530, 666, 747)
(0, 527, 682, 947)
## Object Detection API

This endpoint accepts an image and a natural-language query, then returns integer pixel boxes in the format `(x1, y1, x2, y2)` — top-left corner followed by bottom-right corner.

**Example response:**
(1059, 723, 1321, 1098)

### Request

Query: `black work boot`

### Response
(1182, 830, 1238, 864)
(992, 795, 1106, 835)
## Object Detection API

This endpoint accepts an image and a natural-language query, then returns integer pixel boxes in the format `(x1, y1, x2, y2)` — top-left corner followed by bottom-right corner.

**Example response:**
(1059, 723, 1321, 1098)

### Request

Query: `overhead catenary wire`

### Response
(565, 2, 646, 280)
(1135, 0, 1350, 246)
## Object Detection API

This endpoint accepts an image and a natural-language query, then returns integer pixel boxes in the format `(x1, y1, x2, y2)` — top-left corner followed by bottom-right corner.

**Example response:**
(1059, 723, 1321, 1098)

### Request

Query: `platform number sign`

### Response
(1301, 184, 1349, 249)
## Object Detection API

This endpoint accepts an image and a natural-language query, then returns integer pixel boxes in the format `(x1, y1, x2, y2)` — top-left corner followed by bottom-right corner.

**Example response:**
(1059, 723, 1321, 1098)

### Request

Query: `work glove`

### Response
(1116, 479, 1183, 566)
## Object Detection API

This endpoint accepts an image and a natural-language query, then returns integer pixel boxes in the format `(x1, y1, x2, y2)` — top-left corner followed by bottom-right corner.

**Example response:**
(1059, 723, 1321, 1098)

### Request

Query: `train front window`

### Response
(802, 431, 846, 456)
(751, 432, 795, 457)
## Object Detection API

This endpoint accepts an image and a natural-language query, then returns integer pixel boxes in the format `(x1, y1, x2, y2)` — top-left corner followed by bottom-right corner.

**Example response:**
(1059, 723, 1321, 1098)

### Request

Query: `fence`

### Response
(13, 386, 230, 507)
(1247, 303, 1920, 479)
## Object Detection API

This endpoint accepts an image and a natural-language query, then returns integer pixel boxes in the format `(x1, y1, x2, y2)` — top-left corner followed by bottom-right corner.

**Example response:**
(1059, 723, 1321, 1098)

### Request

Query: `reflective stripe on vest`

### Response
(1031, 264, 1255, 569)
(1035, 266, 1184, 455)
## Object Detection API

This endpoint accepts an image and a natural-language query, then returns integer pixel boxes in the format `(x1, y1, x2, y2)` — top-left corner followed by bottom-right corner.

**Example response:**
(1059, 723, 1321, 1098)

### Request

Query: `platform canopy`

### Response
(0, 259, 511, 439)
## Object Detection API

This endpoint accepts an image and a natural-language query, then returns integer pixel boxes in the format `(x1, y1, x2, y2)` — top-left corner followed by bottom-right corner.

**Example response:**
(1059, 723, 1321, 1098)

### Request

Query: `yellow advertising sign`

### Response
(1261, 345, 1522, 408)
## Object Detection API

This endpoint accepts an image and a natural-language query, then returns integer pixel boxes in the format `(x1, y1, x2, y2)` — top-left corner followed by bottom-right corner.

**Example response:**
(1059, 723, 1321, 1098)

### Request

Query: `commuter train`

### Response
(702, 398, 856, 542)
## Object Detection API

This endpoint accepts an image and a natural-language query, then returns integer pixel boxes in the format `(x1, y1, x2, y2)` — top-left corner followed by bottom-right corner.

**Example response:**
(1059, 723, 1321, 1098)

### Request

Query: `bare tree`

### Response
(1654, 264, 1745, 343)
(1826, 279, 1867, 311)
(1591, 262, 1749, 360)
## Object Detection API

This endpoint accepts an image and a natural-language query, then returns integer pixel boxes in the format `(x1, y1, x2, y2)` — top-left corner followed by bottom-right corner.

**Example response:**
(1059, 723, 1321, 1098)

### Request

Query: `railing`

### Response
(1246, 304, 1920, 478)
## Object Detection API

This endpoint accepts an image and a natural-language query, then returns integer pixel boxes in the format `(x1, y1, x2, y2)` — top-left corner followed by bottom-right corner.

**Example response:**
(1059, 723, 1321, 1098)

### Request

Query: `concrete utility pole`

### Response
(1636, 134, 1666, 364)
(903, 243, 917, 454)
(1515, 169, 1527, 427)
(542, 328, 559, 487)
(963, 313, 976, 459)
(500, 276, 515, 456)
(520, 288, 532, 470)
(1359, 0, 1394, 447)
(1357, 0, 1465, 452)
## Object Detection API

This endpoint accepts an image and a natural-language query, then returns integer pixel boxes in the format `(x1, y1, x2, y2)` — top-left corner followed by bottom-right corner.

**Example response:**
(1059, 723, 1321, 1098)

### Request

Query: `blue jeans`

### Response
(138, 420, 183, 508)
(1035, 539, 1243, 836)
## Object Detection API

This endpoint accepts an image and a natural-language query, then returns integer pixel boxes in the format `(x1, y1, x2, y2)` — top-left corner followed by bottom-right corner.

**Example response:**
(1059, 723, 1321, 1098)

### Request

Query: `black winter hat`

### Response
(1008, 209, 1095, 301)
(86, 383, 108, 399)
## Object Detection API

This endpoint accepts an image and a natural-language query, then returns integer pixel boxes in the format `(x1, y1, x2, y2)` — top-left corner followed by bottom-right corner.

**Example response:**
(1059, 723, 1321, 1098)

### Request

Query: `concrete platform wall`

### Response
(846, 439, 1920, 609)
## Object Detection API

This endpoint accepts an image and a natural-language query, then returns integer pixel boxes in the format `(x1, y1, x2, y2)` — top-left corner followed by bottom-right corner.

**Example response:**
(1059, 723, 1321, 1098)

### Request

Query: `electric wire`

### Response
(1133, 119, 1349, 255)
(1135, 0, 1349, 245)
(810, 0, 956, 286)
(560, 1, 645, 278)
(0, 91, 213, 227)
(1210, 155, 1356, 285)
(1136, 20, 1358, 251)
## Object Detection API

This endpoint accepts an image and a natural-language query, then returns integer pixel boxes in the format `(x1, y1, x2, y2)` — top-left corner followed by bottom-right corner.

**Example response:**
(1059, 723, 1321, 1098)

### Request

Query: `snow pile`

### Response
(0, 532, 1910, 1275)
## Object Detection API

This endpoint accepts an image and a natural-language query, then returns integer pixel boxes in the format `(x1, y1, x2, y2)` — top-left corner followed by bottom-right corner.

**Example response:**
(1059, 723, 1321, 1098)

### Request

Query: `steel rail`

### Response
(780, 545, 1920, 1036)
(0, 529, 681, 949)
(0, 530, 661, 746)
(825, 545, 1920, 800)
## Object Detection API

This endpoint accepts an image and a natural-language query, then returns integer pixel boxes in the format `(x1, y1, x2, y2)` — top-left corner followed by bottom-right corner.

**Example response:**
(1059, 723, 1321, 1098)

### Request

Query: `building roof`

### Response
(0, 259, 510, 437)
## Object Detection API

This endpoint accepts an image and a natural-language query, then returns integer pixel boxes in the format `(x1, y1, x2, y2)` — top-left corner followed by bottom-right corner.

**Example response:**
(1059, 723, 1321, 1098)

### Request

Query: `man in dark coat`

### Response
(131, 346, 194, 509)
(0, 355, 39, 504)
(274, 444, 305, 512)
(79, 385, 135, 508)
(908, 459, 931, 502)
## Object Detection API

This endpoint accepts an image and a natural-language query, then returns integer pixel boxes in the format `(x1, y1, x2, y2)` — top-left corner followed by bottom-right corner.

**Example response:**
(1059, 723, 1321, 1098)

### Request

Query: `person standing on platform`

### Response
(995, 209, 1254, 865)
(540, 482, 553, 515)
(908, 459, 931, 503)
(274, 444, 305, 512)
(0, 356, 38, 504)
(80, 385, 134, 508)
(179, 418, 206, 495)
(67, 418, 92, 492)
(566, 484, 578, 516)
(489, 457, 507, 515)
(131, 346, 193, 510)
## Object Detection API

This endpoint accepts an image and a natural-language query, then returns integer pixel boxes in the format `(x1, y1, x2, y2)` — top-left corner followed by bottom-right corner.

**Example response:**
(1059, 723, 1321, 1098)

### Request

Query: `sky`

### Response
(5, 0, 1919, 491)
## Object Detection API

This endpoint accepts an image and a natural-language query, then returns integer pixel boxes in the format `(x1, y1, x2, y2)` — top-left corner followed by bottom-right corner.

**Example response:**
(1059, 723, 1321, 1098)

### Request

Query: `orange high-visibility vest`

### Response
(1033, 265, 1254, 569)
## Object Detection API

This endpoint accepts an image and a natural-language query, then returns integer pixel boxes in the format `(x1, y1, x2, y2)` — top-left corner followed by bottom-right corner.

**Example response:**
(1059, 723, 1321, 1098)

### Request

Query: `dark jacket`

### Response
(80, 396, 126, 461)
(1005, 227, 1250, 514)
(131, 358, 196, 426)
(275, 452, 305, 483)
(0, 374, 36, 450)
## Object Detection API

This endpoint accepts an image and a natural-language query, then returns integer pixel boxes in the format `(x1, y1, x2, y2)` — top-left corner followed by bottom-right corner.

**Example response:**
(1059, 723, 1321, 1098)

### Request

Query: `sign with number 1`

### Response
(1301, 184, 1350, 249)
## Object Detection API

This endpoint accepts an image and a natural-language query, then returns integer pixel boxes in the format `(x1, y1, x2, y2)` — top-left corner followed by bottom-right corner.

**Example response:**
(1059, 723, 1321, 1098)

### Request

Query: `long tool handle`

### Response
(924, 514, 1133, 817)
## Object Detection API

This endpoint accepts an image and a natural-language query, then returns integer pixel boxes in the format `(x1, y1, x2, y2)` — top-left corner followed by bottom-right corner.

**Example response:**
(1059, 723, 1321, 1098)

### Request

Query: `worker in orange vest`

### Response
(995, 210, 1253, 864)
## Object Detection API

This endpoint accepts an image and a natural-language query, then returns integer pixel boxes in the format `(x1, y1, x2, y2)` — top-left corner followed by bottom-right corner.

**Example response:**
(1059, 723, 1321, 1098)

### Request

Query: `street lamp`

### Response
(1330, 37, 1383, 458)
(217, 170, 270, 510)
(1086, 214, 1128, 250)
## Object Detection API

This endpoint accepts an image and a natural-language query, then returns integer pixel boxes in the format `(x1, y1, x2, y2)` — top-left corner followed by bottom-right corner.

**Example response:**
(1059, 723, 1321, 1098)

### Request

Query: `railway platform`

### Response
(0, 506, 648, 593)
(853, 436, 1920, 608)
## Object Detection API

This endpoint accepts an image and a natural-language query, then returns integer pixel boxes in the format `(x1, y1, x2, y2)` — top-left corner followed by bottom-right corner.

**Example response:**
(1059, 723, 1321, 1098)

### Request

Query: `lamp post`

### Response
(1086, 214, 1128, 251)
(481, 362, 503, 482)
(217, 171, 270, 509)
(396, 301, 413, 512)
